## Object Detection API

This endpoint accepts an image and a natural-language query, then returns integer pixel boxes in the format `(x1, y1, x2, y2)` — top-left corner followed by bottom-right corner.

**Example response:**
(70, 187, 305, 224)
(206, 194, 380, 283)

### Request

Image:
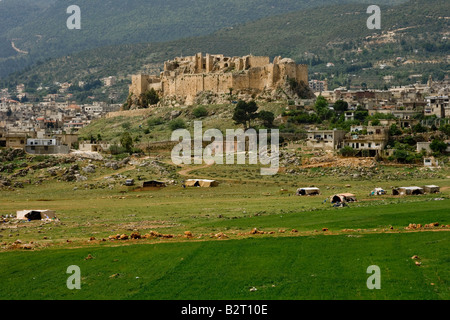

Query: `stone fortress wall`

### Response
(129, 53, 308, 105)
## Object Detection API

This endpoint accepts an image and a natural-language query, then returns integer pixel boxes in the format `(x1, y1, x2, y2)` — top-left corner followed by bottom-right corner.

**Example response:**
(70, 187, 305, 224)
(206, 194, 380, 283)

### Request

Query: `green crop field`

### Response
(0, 159, 449, 300)
(0, 233, 448, 300)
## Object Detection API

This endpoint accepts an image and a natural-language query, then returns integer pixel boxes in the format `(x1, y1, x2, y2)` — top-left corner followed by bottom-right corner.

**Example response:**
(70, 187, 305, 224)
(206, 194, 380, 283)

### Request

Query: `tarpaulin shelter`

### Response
(142, 180, 166, 188)
(423, 185, 440, 194)
(392, 187, 424, 196)
(185, 179, 218, 187)
(370, 188, 386, 195)
(296, 187, 320, 196)
(330, 193, 357, 203)
(16, 210, 56, 221)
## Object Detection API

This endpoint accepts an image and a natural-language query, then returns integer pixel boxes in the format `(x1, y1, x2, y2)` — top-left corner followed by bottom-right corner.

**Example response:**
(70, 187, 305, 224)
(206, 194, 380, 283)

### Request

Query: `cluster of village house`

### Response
(302, 76, 450, 164)
(1, 51, 450, 160)
(0, 75, 123, 154)
(0, 98, 120, 154)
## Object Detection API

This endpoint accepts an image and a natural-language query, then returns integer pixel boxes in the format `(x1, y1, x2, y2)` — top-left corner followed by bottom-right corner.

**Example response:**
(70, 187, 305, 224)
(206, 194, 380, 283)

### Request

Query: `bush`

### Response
(430, 139, 447, 154)
(258, 110, 275, 128)
(440, 124, 450, 136)
(120, 132, 133, 153)
(147, 117, 164, 127)
(109, 144, 127, 155)
(121, 122, 131, 130)
(192, 106, 208, 118)
(340, 146, 356, 157)
(138, 88, 160, 108)
(169, 118, 187, 131)
(392, 149, 421, 164)
(389, 124, 402, 136)
(412, 123, 427, 133)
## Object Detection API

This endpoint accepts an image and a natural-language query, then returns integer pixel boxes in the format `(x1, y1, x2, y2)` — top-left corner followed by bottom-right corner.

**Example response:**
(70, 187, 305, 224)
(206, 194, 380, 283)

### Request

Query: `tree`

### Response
(138, 88, 159, 108)
(430, 139, 447, 154)
(333, 100, 348, 114)
(392, 149, 409, 163)
(120, 132, 133, 153)
(340, 146, 356, 157)
(354, 105, 368, 122)
(258, 110, 275, 128)
(288, 78, 315, 99)
(232, 100, 259, 129)
(314, 95, 330, 120)
(441, 124, 450, 136)
(389, 124, 402, 136)
(412, 123, 427, 133)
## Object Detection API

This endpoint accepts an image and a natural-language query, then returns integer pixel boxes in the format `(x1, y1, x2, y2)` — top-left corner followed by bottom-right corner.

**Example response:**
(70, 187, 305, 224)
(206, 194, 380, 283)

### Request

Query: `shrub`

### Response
(192, 106, 208, 118)
(340, 146, 356, 157)
(258, 110, 275, 128)
(430, 139, 447, 154)
(389, 124, 402, 136)
(109, 144, 127, 155)
(147, 117, 164, 127)
(120, 132, 133, 153)
(121, 122, 131, 130)
(169, 118, 187, 131)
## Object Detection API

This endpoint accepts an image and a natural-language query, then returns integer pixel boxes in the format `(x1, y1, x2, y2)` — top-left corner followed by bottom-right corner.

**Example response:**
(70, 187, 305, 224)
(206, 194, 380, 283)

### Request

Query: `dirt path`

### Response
(93, 166, 136, 181)
(177, 164, 213, 177)
(11, 41, 28, 54)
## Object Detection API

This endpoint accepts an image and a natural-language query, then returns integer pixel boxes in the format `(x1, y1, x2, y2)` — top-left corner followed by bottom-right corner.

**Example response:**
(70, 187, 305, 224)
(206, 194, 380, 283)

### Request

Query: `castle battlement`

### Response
(129, 53, 308, 105)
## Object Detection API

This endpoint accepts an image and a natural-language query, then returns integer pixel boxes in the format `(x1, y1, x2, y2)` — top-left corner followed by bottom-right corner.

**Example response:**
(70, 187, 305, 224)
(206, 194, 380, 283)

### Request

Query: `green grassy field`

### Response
(0, 159, 449, 300)
(0, 232, 448, 300)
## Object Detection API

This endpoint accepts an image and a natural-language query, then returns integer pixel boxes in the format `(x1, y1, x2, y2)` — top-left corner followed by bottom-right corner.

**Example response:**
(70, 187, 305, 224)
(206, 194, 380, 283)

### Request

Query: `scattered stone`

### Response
(21, 243, 34, 250)
(250, 228, 264, 235)
(119, 234, 128, 240)
(82, 164, 96, 174)
(214, 232, 227, 239)
(130, 232, 141, 239)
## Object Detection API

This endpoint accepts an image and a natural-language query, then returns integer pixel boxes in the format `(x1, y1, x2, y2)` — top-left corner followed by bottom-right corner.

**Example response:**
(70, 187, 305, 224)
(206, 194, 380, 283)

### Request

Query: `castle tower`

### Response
(427, 75, 433, 88)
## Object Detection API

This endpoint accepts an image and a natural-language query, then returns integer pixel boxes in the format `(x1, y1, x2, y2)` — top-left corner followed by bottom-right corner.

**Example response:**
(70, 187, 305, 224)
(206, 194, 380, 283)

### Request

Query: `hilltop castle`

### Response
(129, 53, 308, 105)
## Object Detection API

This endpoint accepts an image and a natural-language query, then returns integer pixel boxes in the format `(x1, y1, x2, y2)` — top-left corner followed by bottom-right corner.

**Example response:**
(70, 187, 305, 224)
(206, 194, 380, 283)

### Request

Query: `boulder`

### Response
(82, 165, 96, 174)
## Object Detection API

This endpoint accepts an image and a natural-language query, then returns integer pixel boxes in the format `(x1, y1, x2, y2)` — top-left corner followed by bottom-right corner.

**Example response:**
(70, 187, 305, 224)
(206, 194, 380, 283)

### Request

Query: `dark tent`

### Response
(143, 181, 166, 188)
(26, 211, 45, 220)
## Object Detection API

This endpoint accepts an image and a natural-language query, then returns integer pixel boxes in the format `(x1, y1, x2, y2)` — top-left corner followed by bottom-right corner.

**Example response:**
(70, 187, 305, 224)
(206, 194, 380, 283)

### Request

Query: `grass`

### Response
(0, 232, 447, 300)
(0, 154, 449, 300)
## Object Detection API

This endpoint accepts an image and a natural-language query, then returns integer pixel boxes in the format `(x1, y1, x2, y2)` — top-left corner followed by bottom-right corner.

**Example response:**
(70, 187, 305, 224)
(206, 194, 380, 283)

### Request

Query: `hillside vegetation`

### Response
(0, 0, 406, 78)
(3, 0, 448, 97)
